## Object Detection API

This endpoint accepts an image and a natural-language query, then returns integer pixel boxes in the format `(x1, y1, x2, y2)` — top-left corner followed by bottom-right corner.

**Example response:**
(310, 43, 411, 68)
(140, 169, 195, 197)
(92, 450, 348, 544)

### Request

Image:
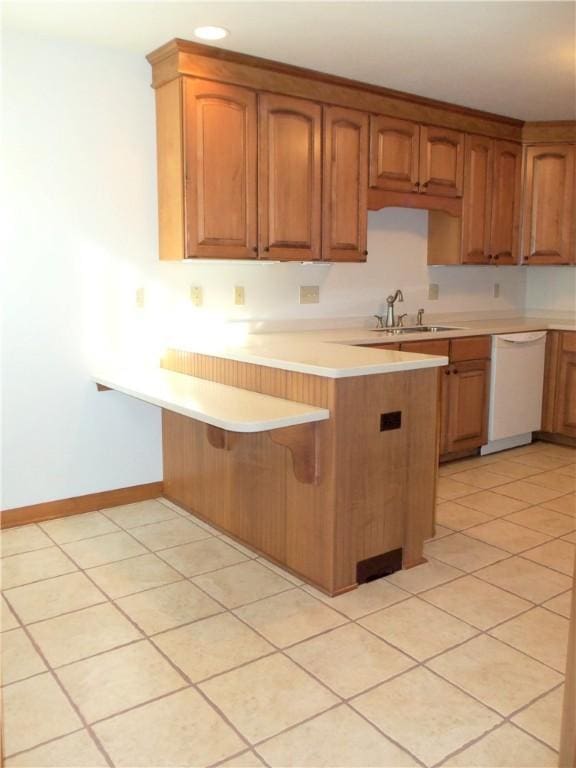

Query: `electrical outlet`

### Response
(135, 287, 145, 308)
(190, 286, 203, 307)
(428, 283, 439, 300)
(299, 285, 320, 304)
(234, 286, 245, 306)
(493, 282, 500, 298)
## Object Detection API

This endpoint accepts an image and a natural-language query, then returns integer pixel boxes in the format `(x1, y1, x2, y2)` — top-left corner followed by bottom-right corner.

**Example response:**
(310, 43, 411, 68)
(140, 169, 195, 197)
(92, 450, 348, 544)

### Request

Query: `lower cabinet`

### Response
(441, 359, 490, 454)
(541, 331, 576, 438)
(400, 336, 491, 460)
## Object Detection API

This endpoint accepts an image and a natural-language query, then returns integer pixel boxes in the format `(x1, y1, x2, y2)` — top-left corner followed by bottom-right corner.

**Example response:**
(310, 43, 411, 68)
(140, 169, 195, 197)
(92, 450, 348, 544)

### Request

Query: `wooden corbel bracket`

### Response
(205, 425, 240, 451)
(269, 422, 320, 485)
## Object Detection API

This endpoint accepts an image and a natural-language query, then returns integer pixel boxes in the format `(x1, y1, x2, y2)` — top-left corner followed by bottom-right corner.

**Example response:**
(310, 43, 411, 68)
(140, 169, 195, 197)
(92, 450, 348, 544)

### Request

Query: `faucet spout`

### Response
(385, 289, 404, 327)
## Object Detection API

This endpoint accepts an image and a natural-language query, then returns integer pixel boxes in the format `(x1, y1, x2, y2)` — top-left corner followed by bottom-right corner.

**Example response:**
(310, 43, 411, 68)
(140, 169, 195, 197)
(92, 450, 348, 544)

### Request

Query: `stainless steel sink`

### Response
(370, 326, 462, 334)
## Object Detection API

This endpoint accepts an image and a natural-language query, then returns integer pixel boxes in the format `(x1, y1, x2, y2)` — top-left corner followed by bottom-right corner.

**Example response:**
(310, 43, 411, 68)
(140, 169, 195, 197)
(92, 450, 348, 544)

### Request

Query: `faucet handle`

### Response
(397, 313, 408, 327)
(373, 314, 384, 329)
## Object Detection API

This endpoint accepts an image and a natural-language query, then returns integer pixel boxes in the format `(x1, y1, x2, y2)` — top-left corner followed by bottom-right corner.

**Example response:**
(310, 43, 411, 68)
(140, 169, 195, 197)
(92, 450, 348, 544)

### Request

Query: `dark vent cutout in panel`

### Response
(380, 411, 402, 431)
(357, 548, 403, 584)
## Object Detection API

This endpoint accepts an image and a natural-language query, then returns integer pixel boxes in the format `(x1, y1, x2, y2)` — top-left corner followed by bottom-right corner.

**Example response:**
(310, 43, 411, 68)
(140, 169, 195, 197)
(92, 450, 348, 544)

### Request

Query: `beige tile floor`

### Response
(1, 441, 574, 767)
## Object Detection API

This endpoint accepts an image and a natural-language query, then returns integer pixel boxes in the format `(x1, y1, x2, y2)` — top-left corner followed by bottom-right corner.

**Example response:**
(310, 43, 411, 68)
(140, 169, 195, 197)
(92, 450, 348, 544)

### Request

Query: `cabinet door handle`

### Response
(264, 246, 270, 253)
(444, 369, 451, 375)
(252, 246, 258, 253)
(363, 250, 368, 256)
(453, 369, 459, 375)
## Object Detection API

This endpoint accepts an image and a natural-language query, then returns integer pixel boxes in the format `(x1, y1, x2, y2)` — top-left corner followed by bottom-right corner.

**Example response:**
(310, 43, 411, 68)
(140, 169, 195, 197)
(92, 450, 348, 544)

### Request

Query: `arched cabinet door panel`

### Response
(258, 94, 322, 261)
(420, 125, 465, 198)
(323, 106, 369, 262)
(369, 115, 420, 193)
(184, 78, 258, 259)
(521, 144, 575, 266)
(490, 140, 522, 265)
(462, 134, 493, 264)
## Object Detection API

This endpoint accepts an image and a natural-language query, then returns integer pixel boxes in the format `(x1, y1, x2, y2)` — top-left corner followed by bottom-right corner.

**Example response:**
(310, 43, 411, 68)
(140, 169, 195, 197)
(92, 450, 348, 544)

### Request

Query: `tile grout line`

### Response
(2, 448, 573, 765)
(33, 530, 257, 762)
(1, 599, 116, 767)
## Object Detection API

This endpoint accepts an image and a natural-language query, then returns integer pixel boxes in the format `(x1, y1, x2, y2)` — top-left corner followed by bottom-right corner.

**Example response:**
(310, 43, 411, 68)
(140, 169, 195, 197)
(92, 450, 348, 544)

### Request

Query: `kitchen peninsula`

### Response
(95, 314, 575, 595)
(96, 340, 446, 596)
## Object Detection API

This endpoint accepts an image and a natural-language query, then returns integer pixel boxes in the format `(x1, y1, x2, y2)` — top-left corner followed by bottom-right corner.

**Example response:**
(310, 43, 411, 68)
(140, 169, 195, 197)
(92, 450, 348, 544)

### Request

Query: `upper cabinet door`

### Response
(461, 135, 493, 265)
(323, 106, 369, 262)
(369, 116, 419, 193)
(258, 94, 322, 261)
(521, 144, 575, 265)
(490, 140, 522, 265)
(184, 79, 258, 259)
(419, 126, 464, 198)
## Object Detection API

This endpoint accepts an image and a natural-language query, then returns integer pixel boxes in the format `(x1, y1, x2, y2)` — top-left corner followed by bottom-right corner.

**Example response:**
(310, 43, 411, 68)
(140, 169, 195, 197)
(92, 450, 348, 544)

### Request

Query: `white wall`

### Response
(1, 34, 163, 509)
(1, 32, 535, 509)
(525, 268, 576, 314)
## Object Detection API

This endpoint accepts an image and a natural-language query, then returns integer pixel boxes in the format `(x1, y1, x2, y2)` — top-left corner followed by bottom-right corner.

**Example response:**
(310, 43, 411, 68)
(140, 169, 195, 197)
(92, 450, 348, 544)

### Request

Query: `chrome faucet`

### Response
(385, 289, 404, 327)
(417, 308, 425, 326)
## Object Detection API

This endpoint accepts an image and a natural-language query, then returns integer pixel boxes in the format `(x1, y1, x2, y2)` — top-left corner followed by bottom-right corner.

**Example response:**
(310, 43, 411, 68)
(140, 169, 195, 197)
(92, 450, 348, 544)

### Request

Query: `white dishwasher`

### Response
(481, 331, 547, 455)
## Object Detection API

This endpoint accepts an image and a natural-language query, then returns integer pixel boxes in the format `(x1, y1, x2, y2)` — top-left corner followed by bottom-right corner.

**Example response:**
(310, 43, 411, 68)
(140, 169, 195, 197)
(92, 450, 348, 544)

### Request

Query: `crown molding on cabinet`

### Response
(522, 121, 576, 144)
(147, 38, 523, 141)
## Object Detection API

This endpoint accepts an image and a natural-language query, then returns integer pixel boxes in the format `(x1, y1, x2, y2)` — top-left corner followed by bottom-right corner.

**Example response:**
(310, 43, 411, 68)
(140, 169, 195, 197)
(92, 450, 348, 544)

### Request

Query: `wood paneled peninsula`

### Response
(96, 342, 447, 596)
(95, 315, 575, 595)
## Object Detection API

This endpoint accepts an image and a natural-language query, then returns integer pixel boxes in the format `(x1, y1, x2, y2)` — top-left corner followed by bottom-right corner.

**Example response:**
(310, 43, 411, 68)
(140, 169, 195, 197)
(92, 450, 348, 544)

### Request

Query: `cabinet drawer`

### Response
(401, 340, 450, 356)
(562, 332, 576, 353)
(450, 336, 490, 362)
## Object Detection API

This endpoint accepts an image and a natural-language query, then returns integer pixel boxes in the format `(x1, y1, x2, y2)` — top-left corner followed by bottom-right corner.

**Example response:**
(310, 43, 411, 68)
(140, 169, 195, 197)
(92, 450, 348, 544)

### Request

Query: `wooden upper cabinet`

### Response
(369, 116, 419, 193)
(258, 94, 322, 261)
(461, 135, 493, 264)
(490, 140, 522, 265)
(521, 144, 575, 265)
(323, 106, 369, 262)
(184, 79, 258, 259)
(419, 126, 465, 198)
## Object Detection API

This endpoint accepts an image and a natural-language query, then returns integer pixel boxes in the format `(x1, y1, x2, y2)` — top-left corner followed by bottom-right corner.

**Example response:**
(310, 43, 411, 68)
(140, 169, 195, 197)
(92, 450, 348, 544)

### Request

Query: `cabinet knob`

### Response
(264, 246, 270, 253)
(363, 250, 368, 256)
(252, 246, 258, 253)
(453, 369, 459, 375)
(444, 369, 451, 375)
(493, 254, 499, 261)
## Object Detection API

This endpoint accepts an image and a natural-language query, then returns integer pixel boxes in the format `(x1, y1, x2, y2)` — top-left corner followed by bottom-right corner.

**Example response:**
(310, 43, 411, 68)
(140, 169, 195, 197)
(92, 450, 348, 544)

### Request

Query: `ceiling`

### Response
(3, 1, 575, 121)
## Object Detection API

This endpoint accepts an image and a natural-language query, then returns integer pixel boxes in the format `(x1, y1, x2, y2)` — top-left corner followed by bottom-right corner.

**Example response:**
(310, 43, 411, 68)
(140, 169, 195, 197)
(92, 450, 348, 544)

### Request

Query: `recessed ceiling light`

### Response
(193, 26, 229, 41)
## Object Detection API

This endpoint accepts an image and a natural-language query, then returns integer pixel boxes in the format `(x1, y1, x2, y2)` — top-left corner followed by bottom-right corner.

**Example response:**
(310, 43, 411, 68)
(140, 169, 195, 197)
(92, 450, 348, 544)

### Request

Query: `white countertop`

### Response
(173, 315, 574, 379)
(93, 368, 330, 432)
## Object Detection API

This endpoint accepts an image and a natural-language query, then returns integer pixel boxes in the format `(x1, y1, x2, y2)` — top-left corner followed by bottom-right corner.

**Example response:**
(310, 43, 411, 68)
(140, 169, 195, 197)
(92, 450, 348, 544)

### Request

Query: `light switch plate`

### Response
(428, 283, 439, 300)
(190, 286, 203, 307)
(300, 285, 320, 304)
(234, 286, 246, 305)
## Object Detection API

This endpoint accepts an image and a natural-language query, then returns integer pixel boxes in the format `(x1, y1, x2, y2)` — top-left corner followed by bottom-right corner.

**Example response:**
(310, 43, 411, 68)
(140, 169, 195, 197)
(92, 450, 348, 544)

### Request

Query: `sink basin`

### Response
(370, 326, 462, 334)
